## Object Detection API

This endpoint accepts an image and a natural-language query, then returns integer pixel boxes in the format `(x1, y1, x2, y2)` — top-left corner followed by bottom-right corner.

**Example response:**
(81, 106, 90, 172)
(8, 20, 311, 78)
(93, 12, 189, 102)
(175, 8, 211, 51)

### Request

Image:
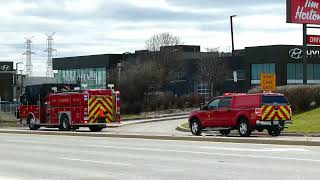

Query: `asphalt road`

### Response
(0, 133, 320, 180)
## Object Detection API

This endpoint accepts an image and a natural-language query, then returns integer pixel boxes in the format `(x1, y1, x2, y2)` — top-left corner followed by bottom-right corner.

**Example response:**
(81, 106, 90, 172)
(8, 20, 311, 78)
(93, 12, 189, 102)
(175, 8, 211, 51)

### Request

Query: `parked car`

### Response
(188, 93, 292, 137)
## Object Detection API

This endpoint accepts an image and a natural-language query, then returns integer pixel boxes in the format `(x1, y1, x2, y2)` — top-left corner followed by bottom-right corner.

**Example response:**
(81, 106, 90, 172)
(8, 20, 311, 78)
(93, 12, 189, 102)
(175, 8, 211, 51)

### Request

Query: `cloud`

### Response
(166, 0, 283, 8)
(0, 0, 304, 76)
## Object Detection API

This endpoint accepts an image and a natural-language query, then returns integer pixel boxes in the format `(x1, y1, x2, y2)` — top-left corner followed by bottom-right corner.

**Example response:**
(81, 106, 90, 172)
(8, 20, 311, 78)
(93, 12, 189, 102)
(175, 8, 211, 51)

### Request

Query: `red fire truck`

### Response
(17, 84, 120, 132)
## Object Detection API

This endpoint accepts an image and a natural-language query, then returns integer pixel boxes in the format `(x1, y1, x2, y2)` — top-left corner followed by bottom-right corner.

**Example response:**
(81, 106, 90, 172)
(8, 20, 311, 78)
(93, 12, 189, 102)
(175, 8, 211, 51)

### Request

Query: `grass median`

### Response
(286, 108, 320, 133)
(0, 113, 20, 127)
(179, 108, 320, 133)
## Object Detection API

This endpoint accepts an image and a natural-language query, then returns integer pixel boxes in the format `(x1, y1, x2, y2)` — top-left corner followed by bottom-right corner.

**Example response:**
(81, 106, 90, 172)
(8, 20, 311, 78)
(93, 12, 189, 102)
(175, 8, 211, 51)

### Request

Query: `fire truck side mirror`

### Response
(108, 84, 114, 89)
(51, 87, 57, 93)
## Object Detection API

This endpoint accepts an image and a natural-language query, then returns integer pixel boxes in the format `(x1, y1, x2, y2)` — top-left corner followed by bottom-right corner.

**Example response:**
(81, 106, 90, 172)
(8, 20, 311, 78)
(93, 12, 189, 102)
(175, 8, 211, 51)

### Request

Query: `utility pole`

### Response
(230, 15, 237, 56)
(23, 37, 35, 77)
(303, 24, 308, 84)
(19, 70, 24, 96)
(15, 62, 23, 99)
(44, 32, 56, 77)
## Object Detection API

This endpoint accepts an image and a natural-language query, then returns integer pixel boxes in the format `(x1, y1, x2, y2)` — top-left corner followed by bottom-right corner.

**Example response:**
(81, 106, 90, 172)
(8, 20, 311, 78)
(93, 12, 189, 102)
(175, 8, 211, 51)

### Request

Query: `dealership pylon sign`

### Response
(307, 34, 320, 45)
(287, 0, 320, 24)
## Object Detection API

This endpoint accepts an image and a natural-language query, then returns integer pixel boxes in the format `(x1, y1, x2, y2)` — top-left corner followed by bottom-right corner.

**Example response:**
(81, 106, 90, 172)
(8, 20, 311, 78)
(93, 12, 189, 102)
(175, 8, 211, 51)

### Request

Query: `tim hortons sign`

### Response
(287, 0, 320, 24)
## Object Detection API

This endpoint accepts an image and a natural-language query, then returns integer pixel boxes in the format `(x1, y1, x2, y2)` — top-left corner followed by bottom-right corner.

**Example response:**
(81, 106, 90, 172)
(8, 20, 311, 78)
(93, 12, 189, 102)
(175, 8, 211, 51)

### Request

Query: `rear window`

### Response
(262, 95, 289, 104)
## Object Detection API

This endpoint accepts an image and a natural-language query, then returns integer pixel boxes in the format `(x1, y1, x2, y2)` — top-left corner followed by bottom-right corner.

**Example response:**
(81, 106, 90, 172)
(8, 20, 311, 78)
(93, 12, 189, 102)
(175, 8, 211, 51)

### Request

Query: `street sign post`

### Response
(260, 73, 276, 92)
(233, 71, 238, 83)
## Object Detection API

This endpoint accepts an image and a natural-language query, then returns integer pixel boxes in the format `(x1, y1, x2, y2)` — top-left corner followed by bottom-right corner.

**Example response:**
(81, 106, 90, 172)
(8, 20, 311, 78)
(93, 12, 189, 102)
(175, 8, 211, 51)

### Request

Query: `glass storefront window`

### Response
(57, 68, 107, 89)
(251, 63, 275, 84)
(287, 64, 303, 84)
(307, 64, 320, 84)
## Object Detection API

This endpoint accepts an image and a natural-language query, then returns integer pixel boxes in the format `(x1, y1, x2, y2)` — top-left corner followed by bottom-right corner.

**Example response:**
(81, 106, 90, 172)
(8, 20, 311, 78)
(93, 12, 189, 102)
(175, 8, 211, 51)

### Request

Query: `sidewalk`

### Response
(107, 114, 188, 128)
(176, 123, 320, 137)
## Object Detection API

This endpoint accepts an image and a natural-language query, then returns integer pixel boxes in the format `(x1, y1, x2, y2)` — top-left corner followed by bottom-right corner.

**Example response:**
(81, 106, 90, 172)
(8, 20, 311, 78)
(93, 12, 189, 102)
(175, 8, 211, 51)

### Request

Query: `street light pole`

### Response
(15, 62, 23, 100)
(230, 15, 237, 56)
(117, 63, 122, 87)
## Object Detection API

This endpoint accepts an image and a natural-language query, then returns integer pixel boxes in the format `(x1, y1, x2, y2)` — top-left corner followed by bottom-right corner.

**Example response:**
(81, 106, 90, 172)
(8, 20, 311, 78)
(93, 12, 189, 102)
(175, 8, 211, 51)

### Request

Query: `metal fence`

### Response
(0, 102, 18, 115)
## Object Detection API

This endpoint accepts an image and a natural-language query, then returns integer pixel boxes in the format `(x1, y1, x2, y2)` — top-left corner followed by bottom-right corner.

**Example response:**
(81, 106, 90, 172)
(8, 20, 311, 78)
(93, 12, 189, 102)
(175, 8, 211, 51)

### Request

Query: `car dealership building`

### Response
(234, 45, 320, 90)
(52, 44, 320, 96)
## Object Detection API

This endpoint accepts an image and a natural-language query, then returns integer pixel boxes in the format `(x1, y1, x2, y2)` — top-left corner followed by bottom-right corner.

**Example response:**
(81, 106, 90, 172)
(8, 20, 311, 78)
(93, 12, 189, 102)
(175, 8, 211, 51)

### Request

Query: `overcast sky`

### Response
(0, 0, 316, 76)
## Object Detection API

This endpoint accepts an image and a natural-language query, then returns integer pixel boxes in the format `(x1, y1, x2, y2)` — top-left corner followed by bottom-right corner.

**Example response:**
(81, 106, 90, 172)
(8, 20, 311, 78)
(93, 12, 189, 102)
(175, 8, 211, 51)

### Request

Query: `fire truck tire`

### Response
(89, 126, 103, 132)
(59, 115, 70, 131)
(28, 116, 39, 130)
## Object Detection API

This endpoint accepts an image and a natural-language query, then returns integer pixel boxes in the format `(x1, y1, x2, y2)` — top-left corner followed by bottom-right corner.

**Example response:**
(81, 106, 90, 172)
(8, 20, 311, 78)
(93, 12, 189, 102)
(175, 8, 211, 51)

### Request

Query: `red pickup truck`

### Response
(189, 93, 292, 137)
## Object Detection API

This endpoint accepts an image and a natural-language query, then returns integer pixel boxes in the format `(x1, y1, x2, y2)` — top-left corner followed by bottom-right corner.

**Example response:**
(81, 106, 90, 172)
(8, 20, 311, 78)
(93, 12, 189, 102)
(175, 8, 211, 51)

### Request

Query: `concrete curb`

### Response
(121, 113, 189, 121)
(107, 115, 189, 128)
(1, 129, 320, 147)
(175, 123, 320, 137)
(176, 124, 190, 132)
(121, 116, 188, 126)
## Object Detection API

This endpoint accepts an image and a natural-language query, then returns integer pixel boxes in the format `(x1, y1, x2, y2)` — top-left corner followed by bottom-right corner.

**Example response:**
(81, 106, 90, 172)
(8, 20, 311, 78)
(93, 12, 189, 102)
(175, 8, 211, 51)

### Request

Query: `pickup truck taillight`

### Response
(255, 108, 262, 116)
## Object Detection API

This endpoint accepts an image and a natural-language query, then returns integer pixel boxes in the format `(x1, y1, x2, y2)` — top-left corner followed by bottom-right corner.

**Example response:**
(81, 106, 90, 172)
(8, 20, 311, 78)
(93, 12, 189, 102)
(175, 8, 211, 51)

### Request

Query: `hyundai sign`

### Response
(289, 47, 320, 59)
(287, 0, 320, 24)
(0, 62, 13, 72)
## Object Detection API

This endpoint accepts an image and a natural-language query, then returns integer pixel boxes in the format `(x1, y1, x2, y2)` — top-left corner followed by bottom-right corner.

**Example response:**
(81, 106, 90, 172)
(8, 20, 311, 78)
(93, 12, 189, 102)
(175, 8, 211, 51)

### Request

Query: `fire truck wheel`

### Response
(89, 126, 103, 132)
(59, 115, 70, 131)
(28, 117, 39, 130)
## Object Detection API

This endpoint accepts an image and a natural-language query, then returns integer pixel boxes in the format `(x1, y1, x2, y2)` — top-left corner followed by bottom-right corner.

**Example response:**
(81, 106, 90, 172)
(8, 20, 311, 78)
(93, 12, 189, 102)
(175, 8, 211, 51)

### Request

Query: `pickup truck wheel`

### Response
(89, 126, 103, 132)
(219, 130, 231, 136)
(238, 119, 252, 137)
(28, 117, 39, 130)
(268, 128, 281, 136)
(256, 127, 264, 132)
(190, 119, 202, 136)
(59, 115, 70, 131)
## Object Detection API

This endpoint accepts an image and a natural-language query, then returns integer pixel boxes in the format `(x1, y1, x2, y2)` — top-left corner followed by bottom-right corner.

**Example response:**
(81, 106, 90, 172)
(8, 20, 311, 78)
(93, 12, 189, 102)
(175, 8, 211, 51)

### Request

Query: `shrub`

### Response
(249, 85, 320, 113)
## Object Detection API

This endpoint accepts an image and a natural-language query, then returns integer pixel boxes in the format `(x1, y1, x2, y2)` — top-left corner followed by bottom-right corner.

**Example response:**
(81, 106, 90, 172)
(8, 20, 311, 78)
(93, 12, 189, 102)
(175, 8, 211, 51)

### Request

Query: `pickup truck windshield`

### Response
(262, 95, 288, 104)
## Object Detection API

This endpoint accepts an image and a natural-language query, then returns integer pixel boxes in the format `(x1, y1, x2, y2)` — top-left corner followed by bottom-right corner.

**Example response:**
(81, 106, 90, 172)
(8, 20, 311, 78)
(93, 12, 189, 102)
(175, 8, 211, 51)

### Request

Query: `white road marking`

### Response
(82, 144, 319, 163)
(6, 140, 43, 144)
(59, 157, 132, 166)
(199, 147, 309, 152)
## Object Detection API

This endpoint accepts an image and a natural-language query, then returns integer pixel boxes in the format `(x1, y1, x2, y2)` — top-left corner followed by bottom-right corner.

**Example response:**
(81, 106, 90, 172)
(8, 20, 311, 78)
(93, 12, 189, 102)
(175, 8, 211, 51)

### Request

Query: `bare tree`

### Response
(197, 48, 228, 97)
(146, 32, 182, 52)
(144, 32, 185, 86)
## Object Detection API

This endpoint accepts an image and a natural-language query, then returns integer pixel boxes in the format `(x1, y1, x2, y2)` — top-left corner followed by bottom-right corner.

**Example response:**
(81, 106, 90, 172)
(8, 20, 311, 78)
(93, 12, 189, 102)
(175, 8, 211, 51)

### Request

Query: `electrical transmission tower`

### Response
(23, 37, 35, 76)
(44, 32, 56, 77)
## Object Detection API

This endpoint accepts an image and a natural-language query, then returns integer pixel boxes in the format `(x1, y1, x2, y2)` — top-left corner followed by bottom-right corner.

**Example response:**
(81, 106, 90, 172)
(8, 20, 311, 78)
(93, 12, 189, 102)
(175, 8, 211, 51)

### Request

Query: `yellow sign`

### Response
(260, 73, 276, 92)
